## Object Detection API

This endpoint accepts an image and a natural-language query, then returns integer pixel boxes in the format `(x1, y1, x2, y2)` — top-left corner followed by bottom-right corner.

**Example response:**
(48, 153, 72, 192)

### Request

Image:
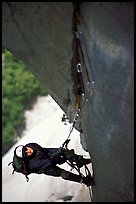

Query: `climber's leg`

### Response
(39, 166, 95, 186)
(61, 169, 95, 186)
(64, 149, 91, 168)
(40, 166, 62, 177)
(40, 165, 82, 183)
(61, 169, 82, 183)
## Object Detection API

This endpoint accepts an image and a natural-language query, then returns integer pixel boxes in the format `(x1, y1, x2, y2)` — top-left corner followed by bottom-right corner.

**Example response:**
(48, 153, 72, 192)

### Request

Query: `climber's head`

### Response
(15, 145, 33, 158)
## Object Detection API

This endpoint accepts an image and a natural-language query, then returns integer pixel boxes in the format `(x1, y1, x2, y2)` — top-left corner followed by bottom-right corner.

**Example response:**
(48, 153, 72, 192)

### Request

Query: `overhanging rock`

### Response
(2, 2, 134, 202)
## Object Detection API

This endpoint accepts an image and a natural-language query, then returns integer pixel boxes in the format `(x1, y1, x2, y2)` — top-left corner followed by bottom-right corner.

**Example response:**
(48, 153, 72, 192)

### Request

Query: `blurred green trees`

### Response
(2, 50, 48, 155)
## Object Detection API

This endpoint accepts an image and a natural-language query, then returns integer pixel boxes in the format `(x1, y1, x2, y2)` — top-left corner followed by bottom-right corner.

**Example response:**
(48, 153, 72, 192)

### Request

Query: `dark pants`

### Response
(37, 166, 82, 183)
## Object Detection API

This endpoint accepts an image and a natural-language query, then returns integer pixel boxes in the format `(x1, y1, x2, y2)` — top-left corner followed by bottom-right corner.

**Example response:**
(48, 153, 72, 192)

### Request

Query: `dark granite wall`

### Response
(2, 2, 134, 202)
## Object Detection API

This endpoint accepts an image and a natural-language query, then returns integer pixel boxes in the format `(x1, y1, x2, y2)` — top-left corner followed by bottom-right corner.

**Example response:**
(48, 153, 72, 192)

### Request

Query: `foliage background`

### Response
(2, 50, 48, 155)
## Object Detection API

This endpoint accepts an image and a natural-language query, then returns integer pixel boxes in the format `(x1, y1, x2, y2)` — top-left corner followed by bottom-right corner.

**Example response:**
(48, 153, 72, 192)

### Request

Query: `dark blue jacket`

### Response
(24, 143, 65, 172)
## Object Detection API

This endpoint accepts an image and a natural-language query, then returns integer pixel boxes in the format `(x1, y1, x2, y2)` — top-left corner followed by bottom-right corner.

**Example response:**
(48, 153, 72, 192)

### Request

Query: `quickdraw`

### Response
(74, 4, 95, 103)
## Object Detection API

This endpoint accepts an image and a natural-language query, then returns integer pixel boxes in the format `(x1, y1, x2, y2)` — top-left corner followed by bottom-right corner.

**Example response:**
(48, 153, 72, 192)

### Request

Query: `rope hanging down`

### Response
(61, 5, 94, 199)
(62, 4, 95, 147)
(74, 5, 95, 103)
(63, 3, 133, 143)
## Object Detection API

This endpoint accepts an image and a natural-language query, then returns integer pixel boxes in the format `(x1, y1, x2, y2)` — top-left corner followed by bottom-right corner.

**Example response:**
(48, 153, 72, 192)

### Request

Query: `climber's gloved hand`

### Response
(64, 149, 75, 160)
(50, 153, 66, 165)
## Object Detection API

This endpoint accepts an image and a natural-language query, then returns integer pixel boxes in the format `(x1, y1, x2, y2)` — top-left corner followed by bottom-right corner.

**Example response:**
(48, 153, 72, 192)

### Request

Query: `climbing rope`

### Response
(61, 108, 80, 148)
(61, 4, 95, 201)
(85, 165, 92, 200)
(74, 3, 95, 103)
(62, 3, 95, 147)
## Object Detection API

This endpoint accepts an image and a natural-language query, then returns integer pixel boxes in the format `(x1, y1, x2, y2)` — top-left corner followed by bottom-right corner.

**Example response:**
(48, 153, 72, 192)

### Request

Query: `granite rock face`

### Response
(2, 2, 134, 202)
(79, 2, 134, 202)
(2, 2, 75, 113)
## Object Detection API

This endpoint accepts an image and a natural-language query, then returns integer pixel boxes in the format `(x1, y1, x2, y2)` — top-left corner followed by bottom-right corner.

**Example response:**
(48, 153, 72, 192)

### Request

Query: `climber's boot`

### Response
(75, 156, 92, 168)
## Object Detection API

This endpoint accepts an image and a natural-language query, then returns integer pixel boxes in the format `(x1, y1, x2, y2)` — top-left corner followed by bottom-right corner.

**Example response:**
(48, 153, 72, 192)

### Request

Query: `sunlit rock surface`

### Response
(2, 2, 134, 202)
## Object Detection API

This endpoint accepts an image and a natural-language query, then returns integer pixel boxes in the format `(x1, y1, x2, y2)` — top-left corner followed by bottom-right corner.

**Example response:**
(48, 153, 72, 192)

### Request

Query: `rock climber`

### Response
(14, 142, 95, 186)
